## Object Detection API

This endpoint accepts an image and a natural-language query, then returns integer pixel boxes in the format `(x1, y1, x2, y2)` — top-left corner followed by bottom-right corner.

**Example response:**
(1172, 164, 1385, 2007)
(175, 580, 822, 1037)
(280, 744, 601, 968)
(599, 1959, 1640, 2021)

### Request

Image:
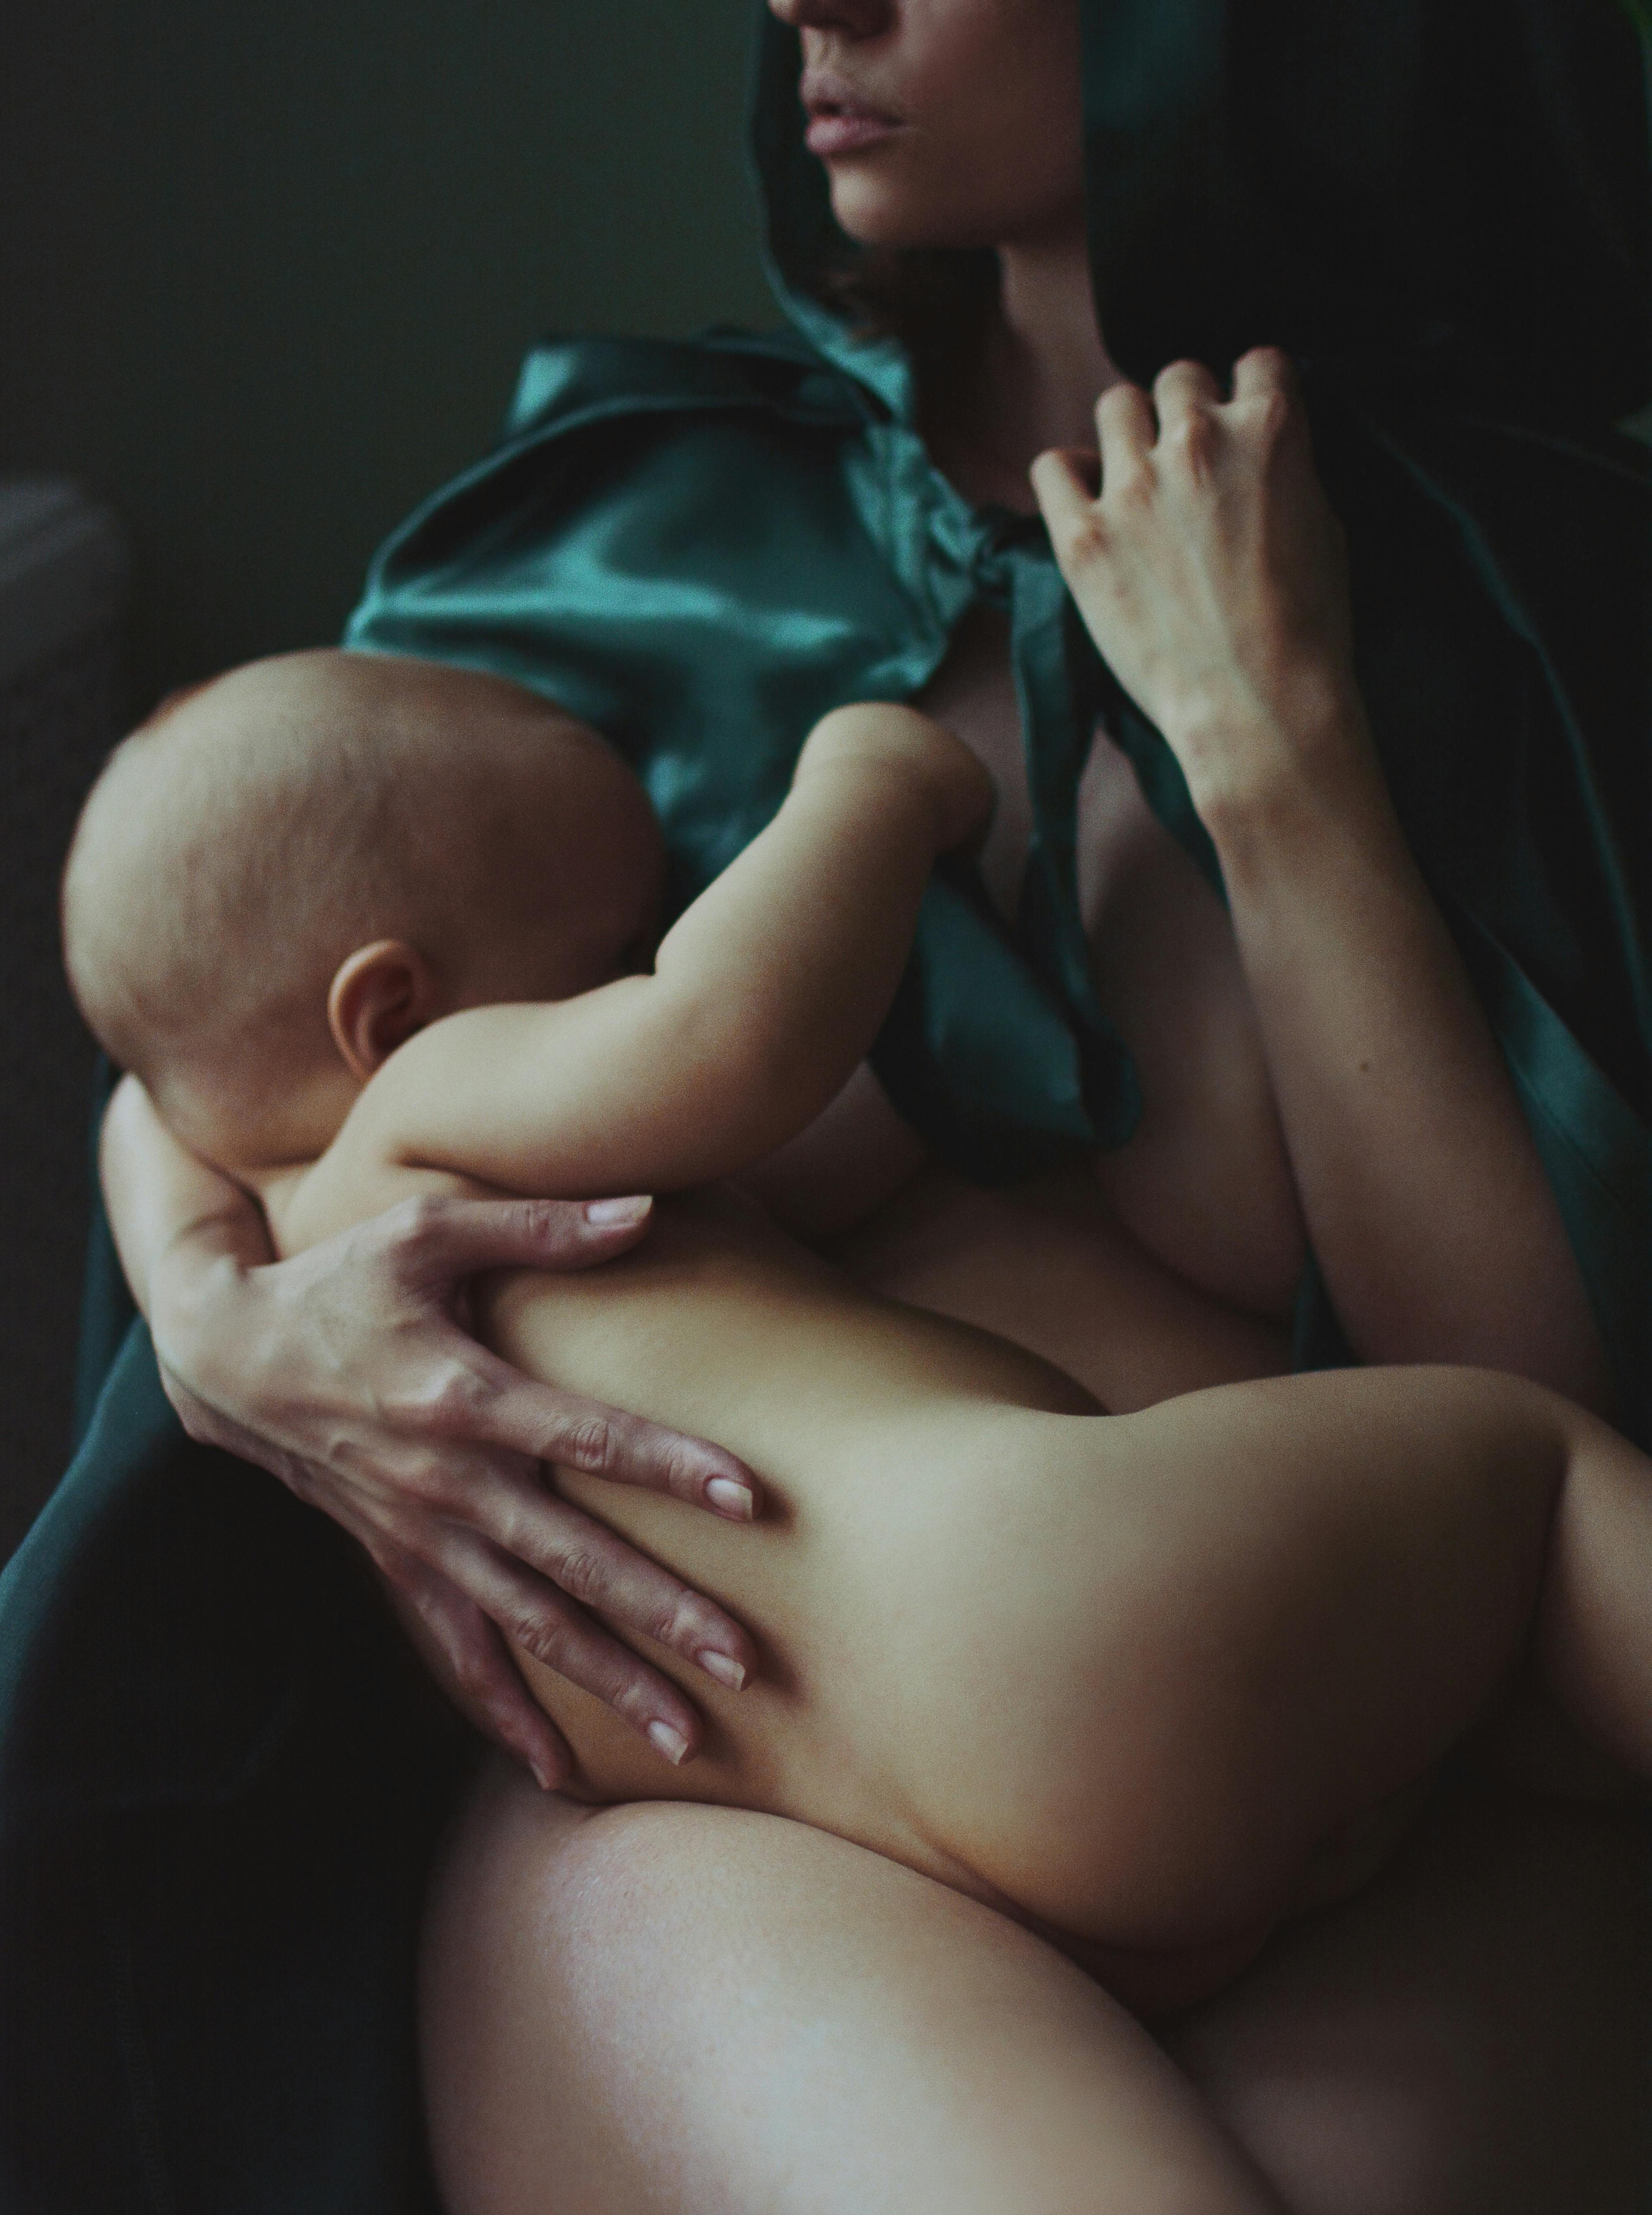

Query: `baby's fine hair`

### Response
(61, 648, 589, 1104)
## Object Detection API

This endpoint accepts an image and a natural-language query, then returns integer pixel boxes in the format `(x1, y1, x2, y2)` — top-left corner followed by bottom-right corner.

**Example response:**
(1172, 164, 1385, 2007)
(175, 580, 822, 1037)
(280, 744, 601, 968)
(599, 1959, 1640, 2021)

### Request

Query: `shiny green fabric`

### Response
(348, 334, 1142, 1175)
(3, 6, 1648, 2208)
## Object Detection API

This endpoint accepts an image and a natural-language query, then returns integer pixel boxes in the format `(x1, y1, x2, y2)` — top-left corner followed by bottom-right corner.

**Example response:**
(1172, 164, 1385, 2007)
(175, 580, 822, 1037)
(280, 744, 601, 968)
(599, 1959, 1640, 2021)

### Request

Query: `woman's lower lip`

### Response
(805, 112, 901, 157)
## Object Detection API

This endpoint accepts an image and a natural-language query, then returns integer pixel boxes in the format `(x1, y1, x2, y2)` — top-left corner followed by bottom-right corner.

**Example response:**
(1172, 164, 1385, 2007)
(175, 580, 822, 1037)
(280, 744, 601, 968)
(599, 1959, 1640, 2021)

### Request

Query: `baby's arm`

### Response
(333, 703, 990, 1200)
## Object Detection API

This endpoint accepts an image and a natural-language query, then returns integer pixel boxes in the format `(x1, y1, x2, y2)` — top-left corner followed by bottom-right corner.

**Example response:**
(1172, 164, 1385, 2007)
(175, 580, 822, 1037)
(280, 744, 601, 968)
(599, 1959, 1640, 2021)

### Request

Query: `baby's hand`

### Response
(1031, 350, 1366, 823)
(796, 702, 995, 855)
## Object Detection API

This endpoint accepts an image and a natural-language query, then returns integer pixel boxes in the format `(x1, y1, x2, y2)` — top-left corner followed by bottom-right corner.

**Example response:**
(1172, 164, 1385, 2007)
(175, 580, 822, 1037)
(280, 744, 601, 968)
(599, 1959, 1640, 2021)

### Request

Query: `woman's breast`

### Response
(914, 610, 1305, 1320)
(1075, 728, 1306, 1319)
(828, 1169, 1289, 1414)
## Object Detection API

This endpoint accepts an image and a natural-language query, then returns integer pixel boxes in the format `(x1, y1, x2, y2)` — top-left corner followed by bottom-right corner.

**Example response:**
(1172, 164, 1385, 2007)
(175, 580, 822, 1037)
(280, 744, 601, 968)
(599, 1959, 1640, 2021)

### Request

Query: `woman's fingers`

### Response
(1030, 448, 1107, 567)
(404, 1346, 761, 1521)
(361, 1414, 759, 1700)
(1031, 341, 1363, 800)
(161, 1187, 767, 1769)
(510, 1372, 761, 1518)
(1228, 344, 1298, 408)
(425, 1518, 722, 1766)
(349, 1428, 753, 1769)
(1153, 357, 1224, 419)
(368, 1189, 763, 1515)
(1095, 379, 1156, 490)
(375, 1191, 659, 1295)
(480, 1469, 757, 1694)
(377, 1543, 575, 1791)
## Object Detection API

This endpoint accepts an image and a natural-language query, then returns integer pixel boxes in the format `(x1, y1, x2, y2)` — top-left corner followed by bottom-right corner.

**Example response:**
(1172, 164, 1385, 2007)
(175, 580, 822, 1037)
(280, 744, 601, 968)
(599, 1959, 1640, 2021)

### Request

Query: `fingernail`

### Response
(647, 1720, 690, 1766)
(696, 1649, 747, 1691)
(586, 1195, 651, 1226)
(530, 1759, 555, 1792)
(706, 1476, 755, 1519)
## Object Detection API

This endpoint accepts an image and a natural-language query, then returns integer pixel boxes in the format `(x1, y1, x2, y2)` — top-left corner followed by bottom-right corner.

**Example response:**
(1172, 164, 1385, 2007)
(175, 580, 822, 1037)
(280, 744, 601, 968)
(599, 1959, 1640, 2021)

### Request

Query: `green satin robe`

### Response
(2, 3, 1647, 2206)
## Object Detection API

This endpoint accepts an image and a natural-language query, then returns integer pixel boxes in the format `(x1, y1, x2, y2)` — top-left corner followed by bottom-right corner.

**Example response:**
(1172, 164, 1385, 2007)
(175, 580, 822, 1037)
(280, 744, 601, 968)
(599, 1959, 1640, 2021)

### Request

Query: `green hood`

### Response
(752, 0, 1652, 423)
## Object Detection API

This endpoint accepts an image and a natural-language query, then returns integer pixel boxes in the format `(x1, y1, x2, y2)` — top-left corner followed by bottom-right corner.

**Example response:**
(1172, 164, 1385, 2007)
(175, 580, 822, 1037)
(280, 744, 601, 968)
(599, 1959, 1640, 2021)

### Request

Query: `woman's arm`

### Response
(1031, 350, 1612, 1408)
(101, 1073, 765, 1781)
(1196, 720, 1611, 1400)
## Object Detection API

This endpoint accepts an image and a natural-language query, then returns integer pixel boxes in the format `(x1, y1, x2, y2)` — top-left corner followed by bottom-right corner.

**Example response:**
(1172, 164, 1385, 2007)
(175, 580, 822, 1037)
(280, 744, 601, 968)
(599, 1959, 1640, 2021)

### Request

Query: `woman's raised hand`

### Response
(1032, 356, 1614, 1407)
(1030, 348, 1370, 822)
(105, 1074, 762, 1789)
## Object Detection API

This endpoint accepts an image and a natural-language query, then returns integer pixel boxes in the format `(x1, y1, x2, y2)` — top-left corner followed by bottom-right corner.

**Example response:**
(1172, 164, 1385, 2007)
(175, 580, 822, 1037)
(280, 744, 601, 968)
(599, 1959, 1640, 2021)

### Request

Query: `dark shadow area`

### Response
(0, 0, 775, 1554)
(1, 0, 774, 711)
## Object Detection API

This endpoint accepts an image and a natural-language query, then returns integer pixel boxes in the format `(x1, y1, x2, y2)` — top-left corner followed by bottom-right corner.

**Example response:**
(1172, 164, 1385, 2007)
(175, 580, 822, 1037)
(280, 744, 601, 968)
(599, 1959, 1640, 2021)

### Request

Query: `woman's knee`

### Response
(419, 1762, 1289, 2215)
(419, 1771, 771, 2213)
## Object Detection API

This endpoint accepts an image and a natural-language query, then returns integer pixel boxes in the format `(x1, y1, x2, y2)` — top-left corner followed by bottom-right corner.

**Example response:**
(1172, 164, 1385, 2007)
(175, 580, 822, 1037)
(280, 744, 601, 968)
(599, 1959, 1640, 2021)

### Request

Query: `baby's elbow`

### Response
(653, 997, 831, 1187)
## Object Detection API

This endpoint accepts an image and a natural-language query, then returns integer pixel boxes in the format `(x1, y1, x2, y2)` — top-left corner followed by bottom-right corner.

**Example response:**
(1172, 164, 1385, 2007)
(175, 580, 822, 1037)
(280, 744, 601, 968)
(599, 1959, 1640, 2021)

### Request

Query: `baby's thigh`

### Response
(420, 1756, 1291, 2215)
(907, 1368, 1561, 1939)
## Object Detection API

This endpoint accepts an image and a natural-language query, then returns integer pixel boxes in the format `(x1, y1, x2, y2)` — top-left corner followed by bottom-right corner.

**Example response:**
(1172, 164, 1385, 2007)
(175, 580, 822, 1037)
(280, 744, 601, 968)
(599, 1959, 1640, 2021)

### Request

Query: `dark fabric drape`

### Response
(2, 3, 1645, 2203)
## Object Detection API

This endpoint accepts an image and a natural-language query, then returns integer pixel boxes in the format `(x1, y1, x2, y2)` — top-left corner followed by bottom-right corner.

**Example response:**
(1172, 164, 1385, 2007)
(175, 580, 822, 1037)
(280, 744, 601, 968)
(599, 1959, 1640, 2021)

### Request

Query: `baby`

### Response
(62, 647, 1652, 2018)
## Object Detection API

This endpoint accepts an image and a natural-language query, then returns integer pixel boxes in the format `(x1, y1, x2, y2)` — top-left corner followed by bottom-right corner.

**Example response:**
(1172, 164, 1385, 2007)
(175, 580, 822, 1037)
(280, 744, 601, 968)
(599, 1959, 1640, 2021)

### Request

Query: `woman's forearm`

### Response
(100, 1073, 271, 1328)
(1032, 356, 1613, 1406)
(1206, 729, 1613, 1407)
(97, 1071, 765, 1778)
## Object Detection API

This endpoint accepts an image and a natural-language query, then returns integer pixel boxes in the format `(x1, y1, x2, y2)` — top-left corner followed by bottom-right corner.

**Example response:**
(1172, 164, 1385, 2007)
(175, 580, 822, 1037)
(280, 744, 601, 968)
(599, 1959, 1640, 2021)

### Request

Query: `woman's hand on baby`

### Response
(1030, 347, 1374, 824)
(150, 1192, 761, 1790)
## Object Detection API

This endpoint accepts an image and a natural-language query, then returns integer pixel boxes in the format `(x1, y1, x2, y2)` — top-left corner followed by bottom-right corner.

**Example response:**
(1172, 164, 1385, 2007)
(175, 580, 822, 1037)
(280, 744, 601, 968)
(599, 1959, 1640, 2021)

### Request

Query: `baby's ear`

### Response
(327, 940, 441, 1082)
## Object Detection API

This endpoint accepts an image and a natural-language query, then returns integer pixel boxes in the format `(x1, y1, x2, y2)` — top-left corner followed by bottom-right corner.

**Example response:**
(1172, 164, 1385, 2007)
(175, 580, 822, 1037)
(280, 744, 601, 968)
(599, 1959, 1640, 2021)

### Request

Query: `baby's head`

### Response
(63, 648, 663, 1171)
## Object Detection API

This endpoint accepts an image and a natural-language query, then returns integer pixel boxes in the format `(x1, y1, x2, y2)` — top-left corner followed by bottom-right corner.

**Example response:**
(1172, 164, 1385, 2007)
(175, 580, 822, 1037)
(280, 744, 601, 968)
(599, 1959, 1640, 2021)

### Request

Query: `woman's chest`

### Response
(916, 607, 1305, 1318)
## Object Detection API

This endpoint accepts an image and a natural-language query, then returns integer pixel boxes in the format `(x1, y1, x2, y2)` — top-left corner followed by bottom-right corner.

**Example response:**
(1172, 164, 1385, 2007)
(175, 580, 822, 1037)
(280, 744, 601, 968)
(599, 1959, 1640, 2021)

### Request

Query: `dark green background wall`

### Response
(0, 3, 777, 1538)
(2, 0, 777, 715)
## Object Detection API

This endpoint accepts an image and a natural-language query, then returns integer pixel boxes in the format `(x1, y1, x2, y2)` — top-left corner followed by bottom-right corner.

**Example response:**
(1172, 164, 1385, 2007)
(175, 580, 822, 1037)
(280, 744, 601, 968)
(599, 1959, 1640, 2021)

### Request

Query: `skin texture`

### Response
(788, 0, 1086, 255)
(91, 654, 1652, 2209)
(1028, 353, 1613, 1395)
(422, 1769, 1652, 2215)
(94, 0, 1646, 2203)
(422, 1780, 1301, 2215)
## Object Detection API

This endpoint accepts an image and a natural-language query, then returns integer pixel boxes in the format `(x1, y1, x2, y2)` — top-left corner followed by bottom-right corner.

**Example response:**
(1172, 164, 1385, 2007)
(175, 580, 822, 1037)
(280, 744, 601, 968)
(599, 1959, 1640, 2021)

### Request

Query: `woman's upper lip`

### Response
(799, 67, 902, 123)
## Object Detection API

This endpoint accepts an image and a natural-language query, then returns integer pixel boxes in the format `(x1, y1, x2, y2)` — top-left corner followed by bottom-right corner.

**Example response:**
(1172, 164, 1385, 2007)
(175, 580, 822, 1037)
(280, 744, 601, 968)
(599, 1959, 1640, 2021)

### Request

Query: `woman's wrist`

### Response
(100, 1072, 272, 1329)
(1188, 701, 1612, 1399)
(1179, 695, 1408, 892)
(145, 1220, 260, 1396)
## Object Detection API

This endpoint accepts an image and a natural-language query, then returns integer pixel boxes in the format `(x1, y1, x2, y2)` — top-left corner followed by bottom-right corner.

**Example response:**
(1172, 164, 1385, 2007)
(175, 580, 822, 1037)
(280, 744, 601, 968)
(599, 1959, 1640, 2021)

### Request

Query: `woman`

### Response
(5, 0, 1648, 2207)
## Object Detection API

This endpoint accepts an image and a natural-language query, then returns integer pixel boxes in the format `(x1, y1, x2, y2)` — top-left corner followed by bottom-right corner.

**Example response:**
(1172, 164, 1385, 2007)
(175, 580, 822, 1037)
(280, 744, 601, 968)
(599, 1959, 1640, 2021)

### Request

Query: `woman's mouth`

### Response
(801, 70, 903, 157)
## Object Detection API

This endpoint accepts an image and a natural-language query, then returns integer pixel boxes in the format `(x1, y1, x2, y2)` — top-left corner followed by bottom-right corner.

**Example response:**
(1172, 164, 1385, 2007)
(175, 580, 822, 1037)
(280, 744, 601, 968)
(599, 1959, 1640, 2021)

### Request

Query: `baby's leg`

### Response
(421, 1755, 1294, 2215)
(897, 1367, 1646, 1956)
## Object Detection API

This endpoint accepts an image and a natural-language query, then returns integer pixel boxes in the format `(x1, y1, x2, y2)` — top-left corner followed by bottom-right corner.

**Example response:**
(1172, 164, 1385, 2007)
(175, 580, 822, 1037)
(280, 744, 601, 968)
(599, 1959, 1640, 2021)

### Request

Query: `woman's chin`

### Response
(825, 175, 992, 257)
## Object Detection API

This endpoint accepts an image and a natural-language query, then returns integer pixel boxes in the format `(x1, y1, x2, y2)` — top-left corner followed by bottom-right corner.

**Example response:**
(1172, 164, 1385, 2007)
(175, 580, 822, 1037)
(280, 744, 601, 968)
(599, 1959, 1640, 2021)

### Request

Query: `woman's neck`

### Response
(924, 220, 1124, 514)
